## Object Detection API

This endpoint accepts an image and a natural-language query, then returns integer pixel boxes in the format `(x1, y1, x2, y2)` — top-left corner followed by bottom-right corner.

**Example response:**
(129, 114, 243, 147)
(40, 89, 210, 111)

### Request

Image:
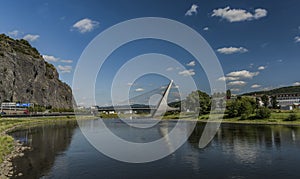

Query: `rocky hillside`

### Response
(0, 34, 73, 109)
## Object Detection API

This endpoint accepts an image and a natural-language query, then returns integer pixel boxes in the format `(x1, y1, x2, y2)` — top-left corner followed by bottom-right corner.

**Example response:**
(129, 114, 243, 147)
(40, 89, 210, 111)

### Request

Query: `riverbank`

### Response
(100, 112, 300, 125)
(0, 115, 96, 178)
(163, 111, 300, 125)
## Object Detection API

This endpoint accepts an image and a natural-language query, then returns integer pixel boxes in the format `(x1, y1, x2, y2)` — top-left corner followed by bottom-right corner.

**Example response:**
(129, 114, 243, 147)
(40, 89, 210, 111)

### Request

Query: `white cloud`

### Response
(212, 6, 267, 22)
(43, 55, 73, 64)
(185, 4, 198, 16)
(203, 27, 209, 31)
(135, 88, 144, 92)
(293, 82, 300, 86)
(43, 55, 59, 62)
(178, 69, 195, 76)
(166, 67, 174, 71)
(295, 36, 300, 43)
(72, 18, 99, 33)
(217, 47, 248, 54)
(186, 61, 195, 66)
(58, 65, 72, 73)
(8, 30, 20, 37)
(227, 81, 247, 86)
(227, 70, 259, 79)
(251, 84, 261, 88)
(253, 8, 268, 19)
(217, 76, 239, 81)
(23, 34, 40, 42)
(230, 88, 240, 92)
(258, 66, 266, 70)
(60, 59, 73, 63)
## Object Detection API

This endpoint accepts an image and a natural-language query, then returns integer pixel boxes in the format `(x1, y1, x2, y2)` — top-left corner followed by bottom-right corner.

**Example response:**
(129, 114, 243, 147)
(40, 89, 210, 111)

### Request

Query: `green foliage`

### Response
(45, 61, 55, 69)
(226, 89, 231, 99)
(51, 108, 74, 113)
(99, 113, 119, 118)
(19, 39, 31, 46)
(0, 135, 14, 163)
(45, 62, 56, 79)
(284, 113, 298, 121)
(255, 107, 271, 119)
(255, 97, 260, 109)
(184, 90, 211, 115)
(226, 100, 239, 118)
(270, 96, 278, 109)
(226, 97, 256, 119)
(28, 105, 46, 112)
(261, 95, 269, 107)
(6, 38, 41, 58)
(243, 85, 300, 96)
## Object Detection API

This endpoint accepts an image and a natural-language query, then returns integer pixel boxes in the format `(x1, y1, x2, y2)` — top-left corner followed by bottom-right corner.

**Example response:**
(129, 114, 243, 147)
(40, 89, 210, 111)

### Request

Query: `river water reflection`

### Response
(10, 119, 300, 179)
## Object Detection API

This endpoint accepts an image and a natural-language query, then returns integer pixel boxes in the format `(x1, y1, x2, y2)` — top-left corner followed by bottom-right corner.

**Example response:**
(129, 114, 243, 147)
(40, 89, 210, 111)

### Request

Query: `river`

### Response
(9, 119, 300, 178)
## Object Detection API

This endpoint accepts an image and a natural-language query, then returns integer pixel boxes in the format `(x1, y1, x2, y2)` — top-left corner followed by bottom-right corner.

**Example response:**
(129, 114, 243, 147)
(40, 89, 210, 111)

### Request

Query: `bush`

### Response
(226, 97, 256, 118)
(256, 107, 271, 119)
(240, 114, 248, 120)
(284, 113, 298, 121)
(28, 105, 46, 112)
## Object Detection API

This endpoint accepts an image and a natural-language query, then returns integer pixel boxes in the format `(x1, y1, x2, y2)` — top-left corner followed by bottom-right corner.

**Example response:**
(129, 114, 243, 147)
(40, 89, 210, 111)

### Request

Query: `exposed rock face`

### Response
(0, 34, 73, 109)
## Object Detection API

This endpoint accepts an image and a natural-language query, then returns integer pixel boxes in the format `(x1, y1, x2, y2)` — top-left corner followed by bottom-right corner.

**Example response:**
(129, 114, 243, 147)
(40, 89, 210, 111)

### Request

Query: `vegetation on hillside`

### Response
(243, 85, 300, 96)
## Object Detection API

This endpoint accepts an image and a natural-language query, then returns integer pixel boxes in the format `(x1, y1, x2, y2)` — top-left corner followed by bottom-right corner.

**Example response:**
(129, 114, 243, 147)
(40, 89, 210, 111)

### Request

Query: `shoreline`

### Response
(197, 119, 300, 126)
(163, 119, 300, 126)
(102, 115, 300, 125)
(0, 116, 96, 178)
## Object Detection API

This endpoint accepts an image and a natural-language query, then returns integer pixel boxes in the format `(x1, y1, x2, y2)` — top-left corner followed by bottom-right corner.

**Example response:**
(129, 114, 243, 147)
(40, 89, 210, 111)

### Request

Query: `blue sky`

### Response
(1, 0, 300, 105)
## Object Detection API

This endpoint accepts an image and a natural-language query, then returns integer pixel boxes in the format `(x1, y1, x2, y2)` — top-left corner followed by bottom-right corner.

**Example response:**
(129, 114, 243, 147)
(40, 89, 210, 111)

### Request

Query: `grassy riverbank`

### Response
(163, 111, 300, 125)
(100, 111, 300, 125)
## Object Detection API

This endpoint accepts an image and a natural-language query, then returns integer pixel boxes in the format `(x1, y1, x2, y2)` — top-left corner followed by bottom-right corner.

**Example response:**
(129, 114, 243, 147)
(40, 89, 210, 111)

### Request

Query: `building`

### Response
(1, 102, 33, 114)
(275, 93, 300, 109)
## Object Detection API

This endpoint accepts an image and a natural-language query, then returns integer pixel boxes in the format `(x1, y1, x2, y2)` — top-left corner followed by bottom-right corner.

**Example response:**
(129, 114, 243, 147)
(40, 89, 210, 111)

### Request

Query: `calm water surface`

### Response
(10, 119, 300, 179)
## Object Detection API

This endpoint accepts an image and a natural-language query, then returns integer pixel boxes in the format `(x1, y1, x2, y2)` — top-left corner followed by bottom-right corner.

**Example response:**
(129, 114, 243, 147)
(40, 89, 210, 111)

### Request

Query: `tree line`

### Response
(182, 90, 274, 120)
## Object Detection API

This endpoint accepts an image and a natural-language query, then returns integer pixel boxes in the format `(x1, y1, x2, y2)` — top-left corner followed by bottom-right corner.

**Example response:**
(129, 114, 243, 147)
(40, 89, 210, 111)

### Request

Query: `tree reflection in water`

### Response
(10, 121, 78, 179)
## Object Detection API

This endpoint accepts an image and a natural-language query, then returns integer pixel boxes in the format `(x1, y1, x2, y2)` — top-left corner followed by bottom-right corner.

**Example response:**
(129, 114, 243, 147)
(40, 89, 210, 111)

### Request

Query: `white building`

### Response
(276, 93, 300, 109)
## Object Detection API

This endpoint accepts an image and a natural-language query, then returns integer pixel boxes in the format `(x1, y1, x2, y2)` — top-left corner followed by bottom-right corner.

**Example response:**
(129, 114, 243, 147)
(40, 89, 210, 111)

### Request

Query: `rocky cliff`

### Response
(0, 34, 73, 109)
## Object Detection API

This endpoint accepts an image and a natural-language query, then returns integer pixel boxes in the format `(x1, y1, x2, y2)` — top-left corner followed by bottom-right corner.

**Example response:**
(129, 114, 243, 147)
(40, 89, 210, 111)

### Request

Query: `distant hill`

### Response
(242, 85, 300, 96)
(0, 34, 73, 109)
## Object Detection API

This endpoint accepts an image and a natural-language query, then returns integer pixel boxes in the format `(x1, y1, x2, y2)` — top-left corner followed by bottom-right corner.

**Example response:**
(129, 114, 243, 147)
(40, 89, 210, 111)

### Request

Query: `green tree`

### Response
(226, 97, 256, 119)
(255, 97, 260, 109)
(226, 89, 231, 99)
(256, 107, 271, 119)
(270, 96, 278, 109)
(284, 113, 298, 121)
(226, 100, 240, 118)
(261, 95, 269, 107)
(28, 105, 46, 113)
(185, 90, 211, 115)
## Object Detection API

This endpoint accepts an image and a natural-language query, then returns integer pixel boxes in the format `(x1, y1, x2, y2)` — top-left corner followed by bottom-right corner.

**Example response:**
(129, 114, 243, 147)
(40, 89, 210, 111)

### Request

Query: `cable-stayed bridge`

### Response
(97, 80, 180, 117)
